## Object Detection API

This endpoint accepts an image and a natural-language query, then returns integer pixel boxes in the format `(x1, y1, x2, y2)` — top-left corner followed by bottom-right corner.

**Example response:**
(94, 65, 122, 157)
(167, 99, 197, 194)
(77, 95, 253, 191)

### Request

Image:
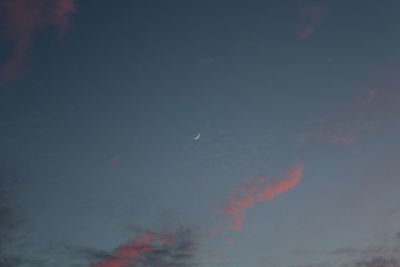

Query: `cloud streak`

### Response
(0, 0, 76, 84)
(221, 164, 304, 230)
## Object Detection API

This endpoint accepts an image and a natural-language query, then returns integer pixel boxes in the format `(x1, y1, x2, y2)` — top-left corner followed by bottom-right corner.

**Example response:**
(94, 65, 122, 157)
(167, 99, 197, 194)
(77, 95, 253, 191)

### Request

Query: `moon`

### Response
(193, 133, 200, 141)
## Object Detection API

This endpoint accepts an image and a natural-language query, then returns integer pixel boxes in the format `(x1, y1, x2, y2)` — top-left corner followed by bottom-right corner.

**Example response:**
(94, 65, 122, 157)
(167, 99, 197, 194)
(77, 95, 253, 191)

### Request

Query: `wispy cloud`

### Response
(0, 0, 76, 84)
(221, 164, 304, 230)
(293, 232, 400, 267)
(335, 233, 400, 267)
(299, 88, 381, 145)
(199, 58, 217, 64)
(297, 0, 333, 40)
(386, 205, 400, 216)
(353, 256, 400, 267)
(107, 156, 120, 167)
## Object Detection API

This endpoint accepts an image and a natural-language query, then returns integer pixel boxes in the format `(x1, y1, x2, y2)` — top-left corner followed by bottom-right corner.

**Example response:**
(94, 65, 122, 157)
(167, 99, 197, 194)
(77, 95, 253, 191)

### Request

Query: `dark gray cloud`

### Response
(332, 248, 359, 256)
(291, 232, 400, 267)
(0, 169, 26, 266)
(352, 256, 400, 267)
(1, 169, 198, 267)
(78, 228, 198, 267)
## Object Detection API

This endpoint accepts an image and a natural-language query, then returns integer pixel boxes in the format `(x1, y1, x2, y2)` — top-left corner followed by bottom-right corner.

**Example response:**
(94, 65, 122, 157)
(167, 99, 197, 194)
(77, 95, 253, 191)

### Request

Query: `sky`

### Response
(1, 0, 400, 266)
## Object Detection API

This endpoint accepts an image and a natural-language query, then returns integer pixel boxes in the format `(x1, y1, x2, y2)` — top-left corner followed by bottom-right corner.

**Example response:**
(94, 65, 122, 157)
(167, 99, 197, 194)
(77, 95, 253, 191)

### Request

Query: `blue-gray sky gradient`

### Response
(1, 1, 400, 266)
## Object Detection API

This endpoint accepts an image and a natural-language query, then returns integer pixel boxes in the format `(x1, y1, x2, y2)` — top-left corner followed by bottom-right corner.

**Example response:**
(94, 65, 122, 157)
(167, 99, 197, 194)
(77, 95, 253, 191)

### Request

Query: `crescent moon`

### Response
(193, 133, 200, 140)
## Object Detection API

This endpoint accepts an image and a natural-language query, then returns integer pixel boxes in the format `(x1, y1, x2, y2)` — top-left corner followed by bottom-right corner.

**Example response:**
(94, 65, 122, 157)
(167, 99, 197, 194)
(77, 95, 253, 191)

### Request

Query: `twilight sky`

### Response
(1, 1, 400, 266)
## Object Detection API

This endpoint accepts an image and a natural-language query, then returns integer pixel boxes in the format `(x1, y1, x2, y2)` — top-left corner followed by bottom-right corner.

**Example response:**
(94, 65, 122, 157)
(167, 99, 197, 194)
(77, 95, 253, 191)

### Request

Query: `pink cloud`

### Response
(90, 232, 156, 267)
(301, 87, 381, 145)
(297, 0, 333, 40)
(202, 226, 220, 235)
(297, 25, 315, 40)
(365, 88, 378, 104)
(0, 0, 76, 84)
(206, 253, 229, 264)
(221, 164, 304, 230)
(91, 258, 135, 267)
(53, 0, 76, 28)
(108, 156, 120, 167)
(90, 231, 193, 267)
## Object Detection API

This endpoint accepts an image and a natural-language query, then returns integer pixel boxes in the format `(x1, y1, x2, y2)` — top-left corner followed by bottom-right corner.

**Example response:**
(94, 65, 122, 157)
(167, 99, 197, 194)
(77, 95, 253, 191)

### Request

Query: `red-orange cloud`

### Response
(91, 232, 167, 267)
(0, 0, 75, 84)
(222, 164, 304, 230)
(89, 230, 195, 267)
